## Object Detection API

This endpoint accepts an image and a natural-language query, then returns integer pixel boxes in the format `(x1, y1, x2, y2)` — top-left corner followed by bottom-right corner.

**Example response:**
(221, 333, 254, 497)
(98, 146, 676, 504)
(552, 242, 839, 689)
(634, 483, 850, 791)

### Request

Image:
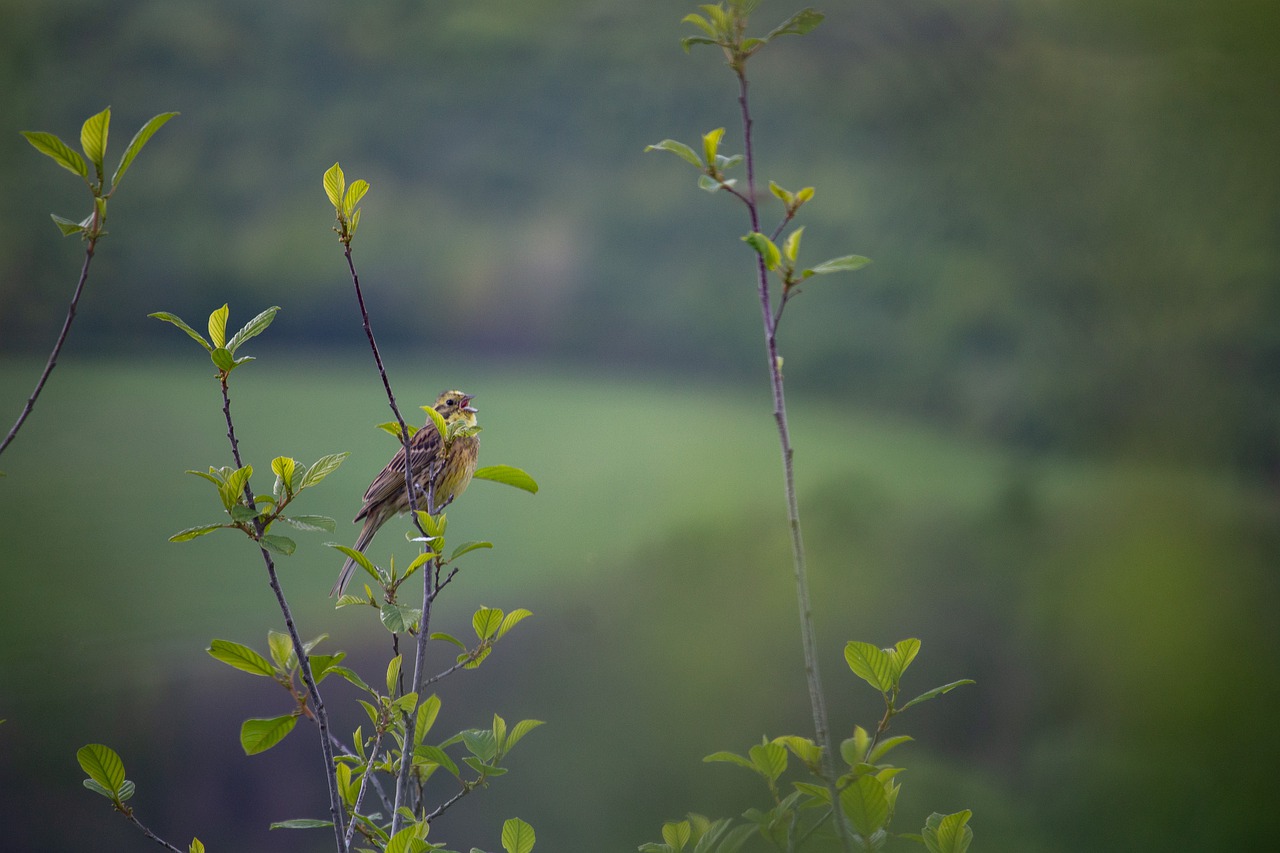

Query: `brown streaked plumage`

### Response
(332, 390, 480, 596)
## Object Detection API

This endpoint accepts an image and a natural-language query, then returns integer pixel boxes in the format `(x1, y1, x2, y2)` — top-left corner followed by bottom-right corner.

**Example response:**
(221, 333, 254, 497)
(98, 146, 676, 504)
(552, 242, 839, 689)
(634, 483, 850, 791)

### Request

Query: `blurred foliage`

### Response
(2, 0, 1277, 469)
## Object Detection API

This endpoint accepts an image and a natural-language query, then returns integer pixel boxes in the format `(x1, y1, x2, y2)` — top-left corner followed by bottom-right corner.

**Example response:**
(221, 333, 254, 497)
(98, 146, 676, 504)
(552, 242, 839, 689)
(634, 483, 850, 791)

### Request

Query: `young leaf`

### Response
(704, 750, 754, 771)
(422, 404, 448, 441)
(644, 139, 703, 168)
(900, 679, 976, 712)
(923, 810, 974, 853)
(49, 214, 86, 237)
(149, 312, 212, 351)
(386, 655, 403, 695)
(267, 630, 294, 671)
(702, 127, 725, 167)
(269, 819, 334, 830)
(271, 456, 296, 484)
(77, 744, 126, 794)
(241, 715, 298, 755)
(748, 742, 787, 782)
(450, 540, 493, 561)
(868, 735, 914, 764)
(323, 162, 345, 210)
(207, 306, 229, 349)
(415, 744, 460, 777)
(343, 179, 369, 217)
(845, 641, 895, 693)
(210, 347, 234, 372)
(472, 465, 538, 493)
(328, 544, 379, 582)
(681, 12, 717, 37)
(22, 131, 88, 178)
(189, 838, 205, 853)
(415, 694, 442, 744)
(225, 305, 280, 353)
(505, 718, 544, 751)
(299, 452, 349, 489)
(380, 602, 419, 634)
(259, 534, 297, 556)
(891, 638, 922, 681)
(208, 639, 276, 677)
(783, 226, 804, 264)
(806, 255, 872, 276)
(497, 608, 532, 639)
(499, 814, 535, 845)
(111, 111, 177, 188)
(742, 232, 781, 271)
(80, 107, 110, 175)
(662, 821, 691, 853)
(473, 607, 503, 640)
(168, 523, 227, 542)
(841, 775, 890, 838)
(765, 8, 824, 41)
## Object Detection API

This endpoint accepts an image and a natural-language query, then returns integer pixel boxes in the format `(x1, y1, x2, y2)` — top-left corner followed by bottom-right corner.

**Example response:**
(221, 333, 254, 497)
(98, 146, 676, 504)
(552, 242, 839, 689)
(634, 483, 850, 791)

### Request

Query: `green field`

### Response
(2, 356, 1276, 852)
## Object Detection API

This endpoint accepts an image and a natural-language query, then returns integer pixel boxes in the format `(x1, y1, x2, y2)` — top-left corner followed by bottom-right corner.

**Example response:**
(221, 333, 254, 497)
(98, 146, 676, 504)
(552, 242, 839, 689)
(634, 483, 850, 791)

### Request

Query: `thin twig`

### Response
(219, 378, 348, 852)
(735, 66, 853, 853)
(423, 784, 473, 824)
(345, 730, 386, 849)
(327, 730, 395, 817)
(124, 811, 185, 853)
(0, 237, 98, 459)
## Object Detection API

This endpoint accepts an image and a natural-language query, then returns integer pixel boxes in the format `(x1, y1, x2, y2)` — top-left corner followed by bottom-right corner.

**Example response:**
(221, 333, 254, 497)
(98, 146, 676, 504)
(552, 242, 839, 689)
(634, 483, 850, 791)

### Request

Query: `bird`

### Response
(332, 389, 480, 596)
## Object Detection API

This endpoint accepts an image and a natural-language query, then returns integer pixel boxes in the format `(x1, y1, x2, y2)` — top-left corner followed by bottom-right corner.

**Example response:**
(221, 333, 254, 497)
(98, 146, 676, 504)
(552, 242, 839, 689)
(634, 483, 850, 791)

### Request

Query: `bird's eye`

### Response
(447, 398, 456, 406)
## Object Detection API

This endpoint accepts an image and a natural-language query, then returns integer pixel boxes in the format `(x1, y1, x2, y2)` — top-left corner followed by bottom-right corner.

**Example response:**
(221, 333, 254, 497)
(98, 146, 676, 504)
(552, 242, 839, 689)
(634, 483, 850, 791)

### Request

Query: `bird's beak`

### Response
(461, 394, 476, 413)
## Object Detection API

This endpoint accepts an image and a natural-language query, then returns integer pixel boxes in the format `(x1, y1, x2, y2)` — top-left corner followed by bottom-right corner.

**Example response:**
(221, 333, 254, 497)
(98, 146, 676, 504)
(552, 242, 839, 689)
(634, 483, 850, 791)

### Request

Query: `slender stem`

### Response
(327, 730, 394, 816)
(423, 784, 473, 824)
(219, 379, 348, 852)
(0, 237, 97, 459)
(342, 243, 435, 834)
(345, 730, 385, 849)
(736, 68, 853, 853)
(123, 811, 184, 852)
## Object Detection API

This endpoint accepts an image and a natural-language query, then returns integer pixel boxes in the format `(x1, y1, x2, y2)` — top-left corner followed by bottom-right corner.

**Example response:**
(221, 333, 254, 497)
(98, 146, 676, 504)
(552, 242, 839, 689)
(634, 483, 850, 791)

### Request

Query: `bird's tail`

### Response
(331, 520, 378, 597)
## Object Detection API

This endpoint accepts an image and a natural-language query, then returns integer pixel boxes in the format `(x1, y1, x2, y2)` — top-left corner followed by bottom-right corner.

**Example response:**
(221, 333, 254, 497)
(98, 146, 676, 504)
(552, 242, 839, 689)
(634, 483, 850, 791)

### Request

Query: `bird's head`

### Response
(434, 389, 477, 423)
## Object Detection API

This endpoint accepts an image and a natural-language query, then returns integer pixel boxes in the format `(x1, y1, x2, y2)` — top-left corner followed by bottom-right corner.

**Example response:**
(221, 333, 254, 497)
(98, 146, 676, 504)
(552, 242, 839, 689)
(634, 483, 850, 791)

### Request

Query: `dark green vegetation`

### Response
(2, 0, 1277, 467)
(2, 359, 1278, 851)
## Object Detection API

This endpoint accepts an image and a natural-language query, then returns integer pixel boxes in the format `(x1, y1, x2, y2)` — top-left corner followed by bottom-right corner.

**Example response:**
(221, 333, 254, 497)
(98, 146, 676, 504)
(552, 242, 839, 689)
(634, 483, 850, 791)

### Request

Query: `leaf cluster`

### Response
(679, 3, 823, 72)
(22, 108, 177, 239)
(324, 162, 370, 246)
(77, 744, 205, 852)
(149, 303, 279, 378)
(642, 639, 974, 853)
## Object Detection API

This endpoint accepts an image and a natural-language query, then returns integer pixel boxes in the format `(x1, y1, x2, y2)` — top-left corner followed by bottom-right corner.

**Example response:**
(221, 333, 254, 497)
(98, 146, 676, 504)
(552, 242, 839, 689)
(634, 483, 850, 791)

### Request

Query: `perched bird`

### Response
(332, 389, 480, 596)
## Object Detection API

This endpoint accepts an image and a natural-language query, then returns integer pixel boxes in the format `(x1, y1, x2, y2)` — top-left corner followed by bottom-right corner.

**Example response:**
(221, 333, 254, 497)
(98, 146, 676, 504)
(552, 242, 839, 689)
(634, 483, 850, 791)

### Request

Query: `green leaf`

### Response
(80, 107, 110, 175)
(765, 8, 824, 41)
(702, 127, 725, 167)
(270, 456, 296, 483)
(662, 821, 691, 852)
(328, 665, 371, 693)
(302, 448, 353, 489)
(267, 630, 294, 671)
(415, 744, 460, 777)
(772, 735, 821, 769)
(421, 404, 448, 440)
(269, 819, 334, 830)
(795, 186, 815, 204)
(82, 778, 114, 799)
(704, 750, 754, 771)
(381, 602, 419, 634)
(681, 12, 716, 36)
(377, 420, 417, 439)
(698, 174, 730, 193)
(415, 694, 442, 744)
(644, 139, 702, 167)
(891, 638, 921, 681)
(168, 523, 226, 542)
(328, 543, 379, 581)
(841, 775, 889, 838)
(49, 214, 85, 237)
(230, 504, 261, 523)
(749, 742, 788, 782)
(845, 641, 895, 693)
(22, 131, 88, 178)
(923, 811, 974, 853)
(431, 631, 466, 649)
(111, 111, 177, 188)
(259, 534, 296, 556)
(742, 232, 782, 271)
(148, 312, 212, 351)
(868, 735, 914, 764)
(806, 255, 872, 276)
(900, 679, 976, 712)
(472, 465, 538, 493)
(210, 347, 234, 372)
(497, 608, 532, 639)
(386, 655, 403, 695)
(502, 817, 535, 853)
(473, 606, 503, 640)
(208, 639, 276, 676)
(323, 162, 345, 210)
(505, 718, 544, 750)
(343, 179, 369, 217)
(241, 715, 298, 754)
(225, 305, 280, 353)
(450, 540, 492, 561)
(277, 514, 336, 532)
(782, 226, 804, 264)
(309, 652, 345, 682)
(461, 728, 498, 762)
(206, 304, 228, 349)
(77, 744, 126, 794)
(189, 837, 204, 853)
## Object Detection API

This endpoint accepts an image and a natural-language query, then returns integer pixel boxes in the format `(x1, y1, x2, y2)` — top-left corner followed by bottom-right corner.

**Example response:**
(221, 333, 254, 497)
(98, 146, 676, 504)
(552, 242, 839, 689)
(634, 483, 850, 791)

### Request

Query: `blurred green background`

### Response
(2, 0, 1278, 850)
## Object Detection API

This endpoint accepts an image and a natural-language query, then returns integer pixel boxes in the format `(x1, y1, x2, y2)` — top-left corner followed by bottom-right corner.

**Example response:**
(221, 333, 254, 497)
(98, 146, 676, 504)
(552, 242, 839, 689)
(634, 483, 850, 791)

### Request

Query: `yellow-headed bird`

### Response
(332, 389, 480, 596)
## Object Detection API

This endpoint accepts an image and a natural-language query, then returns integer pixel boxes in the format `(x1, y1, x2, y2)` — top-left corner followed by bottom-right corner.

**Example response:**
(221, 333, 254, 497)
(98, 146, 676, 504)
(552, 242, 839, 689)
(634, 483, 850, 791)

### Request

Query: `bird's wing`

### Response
(355, 427, 443, 520)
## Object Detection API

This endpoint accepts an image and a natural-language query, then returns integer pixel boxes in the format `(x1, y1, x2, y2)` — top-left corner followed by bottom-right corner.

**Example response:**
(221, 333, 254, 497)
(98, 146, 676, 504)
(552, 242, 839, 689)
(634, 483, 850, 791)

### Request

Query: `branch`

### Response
(0, 236, 98, 459)
(219, 377, 348, 852)
(735, 66, 853, 853)
(123, 811, 185, 853)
